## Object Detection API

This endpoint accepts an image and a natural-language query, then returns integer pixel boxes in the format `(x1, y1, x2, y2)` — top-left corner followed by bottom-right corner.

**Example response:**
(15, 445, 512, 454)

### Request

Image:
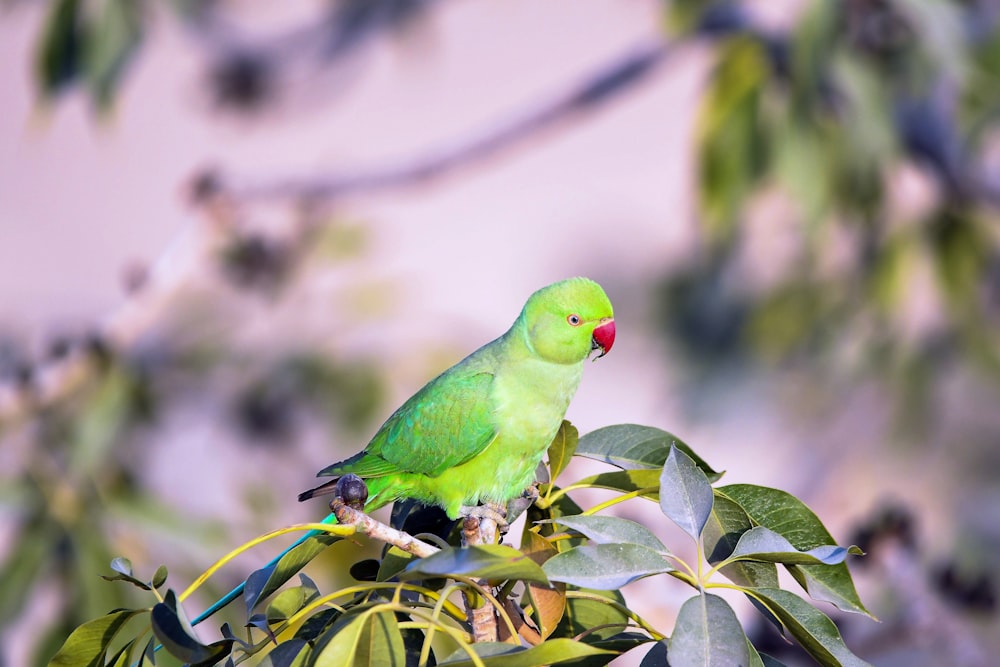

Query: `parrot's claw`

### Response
(460, 503, 509, 531)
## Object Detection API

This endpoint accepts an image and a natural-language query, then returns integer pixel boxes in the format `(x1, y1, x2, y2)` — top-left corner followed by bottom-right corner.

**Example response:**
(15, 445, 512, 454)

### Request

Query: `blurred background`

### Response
(2, 0, 999, 665)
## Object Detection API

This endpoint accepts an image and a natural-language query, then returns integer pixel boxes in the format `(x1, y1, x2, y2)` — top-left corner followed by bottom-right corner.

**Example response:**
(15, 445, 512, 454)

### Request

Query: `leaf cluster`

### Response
(48, 422, 872, 667)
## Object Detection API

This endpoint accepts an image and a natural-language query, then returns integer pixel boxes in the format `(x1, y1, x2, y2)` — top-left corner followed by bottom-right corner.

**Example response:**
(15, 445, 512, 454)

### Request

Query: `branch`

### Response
(460, 503, 505, 643)
(329, 476, 440, 558)
(220, 39, 673, 201)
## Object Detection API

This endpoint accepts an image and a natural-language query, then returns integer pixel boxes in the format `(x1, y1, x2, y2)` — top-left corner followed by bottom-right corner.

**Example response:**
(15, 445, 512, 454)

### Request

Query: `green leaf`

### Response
(151, 565, 168, 590)
(520, 529, 566, 640)
(244, 532, 340, 614)
(151, 590, 233, 665)
(400, 545, 549, 584)
(547, 420, 579, 482)
(747, 588, 871, 667)
(266, 575, 320, 624)
(668, 593, 749, 667)
(377, 545, 418, 582)
(659, 445, 714, 540)
(576, 424, 721, 480)
(544, 543, 672, 589)
(438, 638, 615, 666)
(543, 514, 668, 554)
(726, 527, 863, 566)
(84, 0, 142, 109)
(557, 588, 629, 641)
(313, 609, 406, 667)
(48, 608, 147, 667)
(703, 491, 779, 588)
(717, 485, 871, 616)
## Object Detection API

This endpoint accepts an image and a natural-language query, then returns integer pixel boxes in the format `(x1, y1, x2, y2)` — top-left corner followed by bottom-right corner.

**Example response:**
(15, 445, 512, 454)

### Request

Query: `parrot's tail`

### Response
(297, 478, 341, 502)
(190, 511, 337, 627)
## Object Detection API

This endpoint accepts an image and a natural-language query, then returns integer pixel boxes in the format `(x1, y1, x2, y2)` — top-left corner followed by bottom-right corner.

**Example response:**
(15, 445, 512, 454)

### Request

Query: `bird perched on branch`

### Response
(299, 276, 616, 520)
(191, 277, 613, 627)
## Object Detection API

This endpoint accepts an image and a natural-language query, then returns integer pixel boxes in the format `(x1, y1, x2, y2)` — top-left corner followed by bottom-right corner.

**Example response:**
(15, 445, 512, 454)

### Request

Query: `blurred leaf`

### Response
(438, 639, 615, 666)
(84, 0, 143, 109)
(718, 485, 871, 616)
(151, 591, 233, 665)
(668, 593, 749, 667)
(703, 490, 779, 588)
(725, 526, 863, 566)
(48, 608, 146, 667)
(576, 424, 721, 480)
(697, 36, 769, 237)
(868, 232, 917, 312)
(34, 0, 85, 97)
(547, 420, 579, 482)
(400, 545, 549, 584)
(929, 211, 987, 313)
(0, 524, 55, 622)
(151, 565, 168, 590)
(543, 543, 672, 589)
(543, 514, 668, 554)
(747, 588, 871, 667)
(659, 445, 714, 540)
(313, 609, 406, 667)
(72, 368, 134, 475)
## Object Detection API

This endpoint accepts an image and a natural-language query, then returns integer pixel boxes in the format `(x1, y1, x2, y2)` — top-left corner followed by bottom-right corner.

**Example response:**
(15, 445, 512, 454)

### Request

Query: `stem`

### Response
(581, 487, 660, 515)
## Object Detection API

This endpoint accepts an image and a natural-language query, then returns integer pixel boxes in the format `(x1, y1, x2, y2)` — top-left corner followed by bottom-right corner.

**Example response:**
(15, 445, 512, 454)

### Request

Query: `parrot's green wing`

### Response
(319, 369, 498, 479)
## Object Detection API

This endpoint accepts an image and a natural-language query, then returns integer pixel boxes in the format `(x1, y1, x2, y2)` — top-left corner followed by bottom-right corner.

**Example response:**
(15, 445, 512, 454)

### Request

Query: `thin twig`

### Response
(223, 39, 673, 201)
(330, 497, 440, 558)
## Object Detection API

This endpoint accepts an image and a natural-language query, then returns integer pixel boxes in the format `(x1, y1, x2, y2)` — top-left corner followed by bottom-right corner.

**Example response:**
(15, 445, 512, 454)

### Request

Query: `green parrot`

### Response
(298, 276, 616, 519)
(189, 277, 613, 627)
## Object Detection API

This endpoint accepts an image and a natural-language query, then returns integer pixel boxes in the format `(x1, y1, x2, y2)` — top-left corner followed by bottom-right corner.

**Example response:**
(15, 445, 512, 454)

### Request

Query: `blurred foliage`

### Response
(660, 0, 1000, 423)
(31, 0, 436, 113)
(0, 215, 389, 664)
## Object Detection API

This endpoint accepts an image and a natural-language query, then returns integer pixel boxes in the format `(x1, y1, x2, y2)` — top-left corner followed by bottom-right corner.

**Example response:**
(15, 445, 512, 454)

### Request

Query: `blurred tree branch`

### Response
(1, 34, 675, 425)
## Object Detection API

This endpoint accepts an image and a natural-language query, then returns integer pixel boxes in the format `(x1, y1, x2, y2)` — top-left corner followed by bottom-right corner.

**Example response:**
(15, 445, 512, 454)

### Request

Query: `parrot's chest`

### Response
(418, 357, 585, 513)
(477, 359, 584, 494)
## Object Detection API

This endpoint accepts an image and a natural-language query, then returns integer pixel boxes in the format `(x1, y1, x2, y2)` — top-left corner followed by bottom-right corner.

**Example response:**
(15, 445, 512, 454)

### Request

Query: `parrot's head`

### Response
(520, 277, 615, 365)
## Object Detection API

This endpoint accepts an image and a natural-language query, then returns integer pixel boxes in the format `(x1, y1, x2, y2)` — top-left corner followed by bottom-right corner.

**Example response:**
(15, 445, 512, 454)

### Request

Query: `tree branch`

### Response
(221, 39, 673, 201)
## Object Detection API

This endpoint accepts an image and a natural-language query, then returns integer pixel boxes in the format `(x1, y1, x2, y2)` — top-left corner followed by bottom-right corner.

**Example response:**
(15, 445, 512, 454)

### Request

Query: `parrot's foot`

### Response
(460, 503, 509, 531)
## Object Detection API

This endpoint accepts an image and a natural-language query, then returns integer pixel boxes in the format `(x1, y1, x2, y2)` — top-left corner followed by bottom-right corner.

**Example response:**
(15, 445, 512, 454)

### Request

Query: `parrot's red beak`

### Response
(591, 318, 615, 359)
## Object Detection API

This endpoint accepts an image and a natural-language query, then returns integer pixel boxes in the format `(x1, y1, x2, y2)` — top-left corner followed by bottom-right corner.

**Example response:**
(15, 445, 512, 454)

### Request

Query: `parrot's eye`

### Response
(567, 314, 582, 326)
